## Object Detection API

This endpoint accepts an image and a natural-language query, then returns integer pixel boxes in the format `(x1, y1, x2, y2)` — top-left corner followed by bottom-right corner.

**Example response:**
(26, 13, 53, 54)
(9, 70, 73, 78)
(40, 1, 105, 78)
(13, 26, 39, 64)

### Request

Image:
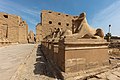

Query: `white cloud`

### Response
(91, 0, 120, 36)
(0, 0, 39, 32)
(0, 0, 39, 17)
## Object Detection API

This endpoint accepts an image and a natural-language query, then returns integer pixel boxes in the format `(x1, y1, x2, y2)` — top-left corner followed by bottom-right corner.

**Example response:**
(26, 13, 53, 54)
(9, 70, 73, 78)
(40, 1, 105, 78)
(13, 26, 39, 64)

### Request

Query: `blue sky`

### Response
(0, 0, 119, 36)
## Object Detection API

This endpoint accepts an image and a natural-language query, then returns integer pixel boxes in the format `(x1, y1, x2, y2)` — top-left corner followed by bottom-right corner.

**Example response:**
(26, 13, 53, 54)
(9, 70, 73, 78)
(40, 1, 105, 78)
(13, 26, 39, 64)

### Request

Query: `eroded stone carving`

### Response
(69, 12, 104, 39)
(40, 10, 109, 73)
(28, 30, 35, 43)
(43, 12, 105, 41)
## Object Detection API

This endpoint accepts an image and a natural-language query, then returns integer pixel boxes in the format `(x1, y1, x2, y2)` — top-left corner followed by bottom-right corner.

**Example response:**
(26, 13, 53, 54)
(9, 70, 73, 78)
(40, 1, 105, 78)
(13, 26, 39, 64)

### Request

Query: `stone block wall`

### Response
(36, 23, 42, 43)
(0, 12, 28, 45)
(28, 30, 35, 43)
(36, 10, 78, 41)
(64, 48, 109, 72)
(18, 21, 28, 43)
(8, 26, 18, 43)
(59, 40, 109, 72)
(41, 39, 109, 73)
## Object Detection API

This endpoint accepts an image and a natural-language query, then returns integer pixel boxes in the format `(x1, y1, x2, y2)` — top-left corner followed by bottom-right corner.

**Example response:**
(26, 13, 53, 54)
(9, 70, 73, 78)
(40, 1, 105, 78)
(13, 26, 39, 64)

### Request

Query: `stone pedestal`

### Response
(0, 39, 11, 47)
(58, 39, 109, 72)
(41, 39, 109, 73)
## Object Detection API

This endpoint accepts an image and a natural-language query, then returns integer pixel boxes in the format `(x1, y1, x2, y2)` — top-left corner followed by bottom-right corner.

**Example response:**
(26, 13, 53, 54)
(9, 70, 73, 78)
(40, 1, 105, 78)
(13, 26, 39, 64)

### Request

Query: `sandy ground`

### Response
(15, 45, 120, 80)
(1, 44, 120, 80)
(0, 44, 35, 80)
(15, 45, 56, 80)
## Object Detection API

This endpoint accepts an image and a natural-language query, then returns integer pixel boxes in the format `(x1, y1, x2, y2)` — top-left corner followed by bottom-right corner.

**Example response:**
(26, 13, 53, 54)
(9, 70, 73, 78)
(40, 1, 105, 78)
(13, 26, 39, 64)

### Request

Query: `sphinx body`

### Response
(64, 12, 104, 39)
(43, 12, 104, 41)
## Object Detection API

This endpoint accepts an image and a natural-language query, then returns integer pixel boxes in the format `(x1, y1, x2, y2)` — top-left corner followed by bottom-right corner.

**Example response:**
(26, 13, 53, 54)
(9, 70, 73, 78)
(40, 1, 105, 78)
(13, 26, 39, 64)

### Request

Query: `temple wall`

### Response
(36, 23, 43, 43)
(40, 10, 78, 39)
(8, 26, 18, 42)
(28, 30, 35, 43)
(0, 12, 28, 45)
(18, 26, 28, 43)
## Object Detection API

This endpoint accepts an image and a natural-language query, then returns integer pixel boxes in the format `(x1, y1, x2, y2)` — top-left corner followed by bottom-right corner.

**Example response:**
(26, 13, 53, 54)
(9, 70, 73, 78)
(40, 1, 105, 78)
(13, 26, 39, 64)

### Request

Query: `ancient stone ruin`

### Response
(36, 10, 79, 42)
(36, 23, 42, 43)
(28, 30, 35, 43)
(36, 10, 109, 73)
(0, 12, 28, 46)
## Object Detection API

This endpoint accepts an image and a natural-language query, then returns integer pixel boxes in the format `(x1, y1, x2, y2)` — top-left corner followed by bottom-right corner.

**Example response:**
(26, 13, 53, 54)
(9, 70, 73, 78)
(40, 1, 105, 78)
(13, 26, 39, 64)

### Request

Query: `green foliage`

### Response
(105, 33, 112, 42)
(105, 33, 111, 38)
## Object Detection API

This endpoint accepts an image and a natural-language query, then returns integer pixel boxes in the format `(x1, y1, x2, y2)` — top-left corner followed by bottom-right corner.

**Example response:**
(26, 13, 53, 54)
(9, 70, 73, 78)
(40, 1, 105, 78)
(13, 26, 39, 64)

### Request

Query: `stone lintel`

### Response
(65, 46, 108, 50)
(64, 42, 109, 45)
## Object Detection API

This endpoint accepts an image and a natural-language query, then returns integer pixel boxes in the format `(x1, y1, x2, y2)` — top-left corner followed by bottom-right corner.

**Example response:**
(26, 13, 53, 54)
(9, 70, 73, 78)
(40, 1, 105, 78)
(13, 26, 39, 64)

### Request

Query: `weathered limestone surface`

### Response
(36, 10, 104, 42)
(19, 21, 28, 43)
(28, 30, 35, 43)
(36, 10, 79, 42)
(36, 23, 42, 43)
(37, 10, 109, 74)
(10, 44, 120, 80)
(71, 12, 104, 39)
(0, 12, 28, 45)
(0, 44, 35, 80)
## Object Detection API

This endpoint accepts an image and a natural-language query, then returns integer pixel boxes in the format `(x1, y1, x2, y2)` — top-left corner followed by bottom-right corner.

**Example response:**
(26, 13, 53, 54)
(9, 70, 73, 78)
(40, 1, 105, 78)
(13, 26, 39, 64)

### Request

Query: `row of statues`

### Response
(72, 12, 104, 39)
(44, 12, 104, 41)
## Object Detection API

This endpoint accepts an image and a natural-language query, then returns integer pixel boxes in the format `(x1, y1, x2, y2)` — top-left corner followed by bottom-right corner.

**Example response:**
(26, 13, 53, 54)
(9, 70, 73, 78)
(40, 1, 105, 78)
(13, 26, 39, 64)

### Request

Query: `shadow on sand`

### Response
(33, 45, 64, 80)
